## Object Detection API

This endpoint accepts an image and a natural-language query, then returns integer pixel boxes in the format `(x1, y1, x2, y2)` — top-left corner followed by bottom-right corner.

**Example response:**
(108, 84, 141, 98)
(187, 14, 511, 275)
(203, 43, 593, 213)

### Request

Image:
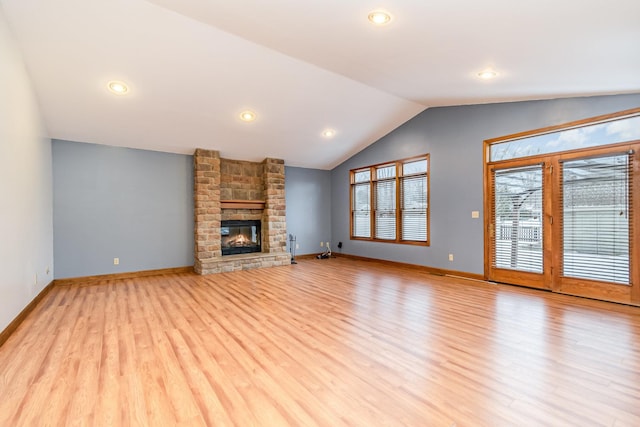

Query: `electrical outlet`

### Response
(320, 242, 324, 247)
(296, 244, 299, 249)
(34, 273, 38, 285)
(113, 257, 120, 265)
(472, 211, 480, 218)
(326, 241, 330, 248)
(448, 254, 454, 262)
(46, 266, 50, 275)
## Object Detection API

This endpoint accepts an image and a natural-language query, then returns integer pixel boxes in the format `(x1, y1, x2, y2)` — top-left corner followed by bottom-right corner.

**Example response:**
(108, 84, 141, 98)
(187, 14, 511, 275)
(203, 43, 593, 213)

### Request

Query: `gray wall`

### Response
(47, 94, 640, 281)
(52, 140, 194, 278)
(285, 166, 332, 256)
(331, 94, 640, 275)
(0, 9, 54, 332)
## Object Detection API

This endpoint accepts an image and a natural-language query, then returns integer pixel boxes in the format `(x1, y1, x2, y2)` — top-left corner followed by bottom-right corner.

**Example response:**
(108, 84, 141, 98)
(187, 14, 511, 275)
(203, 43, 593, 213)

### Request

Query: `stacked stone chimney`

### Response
(193, 149, 290, 274)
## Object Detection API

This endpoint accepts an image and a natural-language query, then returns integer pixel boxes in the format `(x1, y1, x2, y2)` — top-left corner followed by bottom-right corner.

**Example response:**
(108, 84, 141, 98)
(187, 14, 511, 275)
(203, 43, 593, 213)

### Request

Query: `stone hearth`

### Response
(193, 149, 290, 274)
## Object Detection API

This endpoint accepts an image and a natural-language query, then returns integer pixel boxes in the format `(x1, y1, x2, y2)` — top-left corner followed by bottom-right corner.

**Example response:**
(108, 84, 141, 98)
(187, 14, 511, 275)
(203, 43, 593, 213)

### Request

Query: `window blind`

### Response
(560, 152, 633, 284)
(352, 182, 371, 238)
(375, 179, 396, 240)
(492, 165, 544, 273)
(401, 175, 427, 241)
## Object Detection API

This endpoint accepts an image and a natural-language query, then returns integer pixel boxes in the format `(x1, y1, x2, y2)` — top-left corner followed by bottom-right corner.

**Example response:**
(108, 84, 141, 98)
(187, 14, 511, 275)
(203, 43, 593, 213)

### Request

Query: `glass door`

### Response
(484, 106, 640, 304)
(552, 148, 636, 302)
(489, 162, 547, 289)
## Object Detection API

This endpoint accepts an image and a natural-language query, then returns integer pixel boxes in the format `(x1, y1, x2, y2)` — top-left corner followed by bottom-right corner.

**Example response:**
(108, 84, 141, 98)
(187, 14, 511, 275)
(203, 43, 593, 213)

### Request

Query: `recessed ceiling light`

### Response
(477, 70, 498, 80)
(322, 129, 336, 138)
(368, 10, 391, 25)
(108, 81, 129, 95)
(239, 110, 256, 122)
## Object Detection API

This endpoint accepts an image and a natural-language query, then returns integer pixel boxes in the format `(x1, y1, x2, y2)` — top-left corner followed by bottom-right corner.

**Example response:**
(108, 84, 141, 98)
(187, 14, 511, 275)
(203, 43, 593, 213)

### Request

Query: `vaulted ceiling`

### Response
(2, 0, 639, 169)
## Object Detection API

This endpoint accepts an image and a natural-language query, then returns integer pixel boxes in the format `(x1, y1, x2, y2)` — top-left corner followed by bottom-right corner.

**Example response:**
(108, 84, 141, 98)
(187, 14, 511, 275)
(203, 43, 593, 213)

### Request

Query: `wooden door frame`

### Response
(549, 143, 640, 305)
(485, 159, 549, 289)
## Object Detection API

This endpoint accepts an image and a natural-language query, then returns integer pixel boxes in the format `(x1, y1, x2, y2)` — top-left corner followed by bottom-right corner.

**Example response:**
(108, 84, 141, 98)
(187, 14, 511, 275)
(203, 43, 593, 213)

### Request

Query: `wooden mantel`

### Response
(220, 200, 265, 210)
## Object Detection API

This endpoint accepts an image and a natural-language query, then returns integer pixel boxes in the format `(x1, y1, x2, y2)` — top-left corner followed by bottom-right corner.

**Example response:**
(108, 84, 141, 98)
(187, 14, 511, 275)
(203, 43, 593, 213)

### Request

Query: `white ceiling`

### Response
(2, 0, 639, 169)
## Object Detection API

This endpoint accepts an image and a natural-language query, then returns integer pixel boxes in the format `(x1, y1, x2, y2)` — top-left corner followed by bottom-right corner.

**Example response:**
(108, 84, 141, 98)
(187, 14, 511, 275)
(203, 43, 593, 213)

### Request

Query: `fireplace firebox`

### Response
(221, 220, 261, 256)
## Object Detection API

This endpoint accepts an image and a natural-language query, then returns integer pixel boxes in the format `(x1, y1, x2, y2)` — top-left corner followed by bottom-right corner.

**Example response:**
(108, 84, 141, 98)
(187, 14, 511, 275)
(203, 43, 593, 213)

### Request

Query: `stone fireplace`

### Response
(193, 149, 291, 274)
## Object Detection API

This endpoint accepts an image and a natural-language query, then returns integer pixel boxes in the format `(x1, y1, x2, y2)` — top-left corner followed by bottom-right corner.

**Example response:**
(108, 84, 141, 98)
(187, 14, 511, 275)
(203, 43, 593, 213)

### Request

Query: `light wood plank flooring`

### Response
(1, 257, 639, 426)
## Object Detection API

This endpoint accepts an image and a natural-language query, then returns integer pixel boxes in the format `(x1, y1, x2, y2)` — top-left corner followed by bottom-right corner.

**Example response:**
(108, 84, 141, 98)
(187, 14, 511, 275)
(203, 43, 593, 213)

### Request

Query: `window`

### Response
(489, 113, 640, 162)
(352, 170, 371, 238)
(375, 165, 396, 239)
(350, 155, 429, 245)
(492, 165, 544, 273)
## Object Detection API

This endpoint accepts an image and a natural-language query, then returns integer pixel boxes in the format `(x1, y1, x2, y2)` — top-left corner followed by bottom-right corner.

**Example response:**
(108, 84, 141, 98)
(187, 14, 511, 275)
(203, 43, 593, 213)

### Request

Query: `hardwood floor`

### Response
(1, 258, 639, 426)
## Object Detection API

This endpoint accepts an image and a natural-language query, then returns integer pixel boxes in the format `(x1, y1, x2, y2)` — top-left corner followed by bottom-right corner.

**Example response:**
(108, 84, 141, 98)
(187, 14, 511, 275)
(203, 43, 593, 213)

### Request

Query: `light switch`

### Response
(472, 211, 480, 218)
